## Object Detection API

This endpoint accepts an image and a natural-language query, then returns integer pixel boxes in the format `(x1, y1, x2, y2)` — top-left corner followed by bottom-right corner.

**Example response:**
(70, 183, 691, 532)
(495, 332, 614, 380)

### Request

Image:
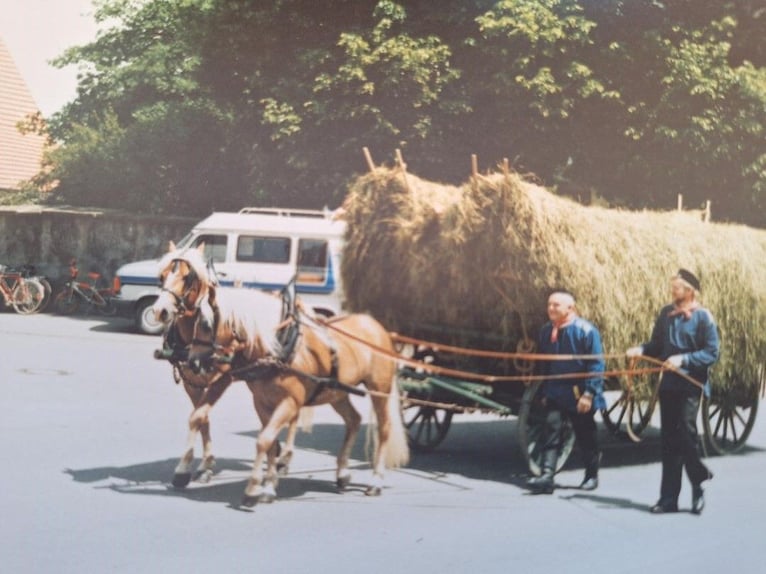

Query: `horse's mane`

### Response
(158, 247, 212, 285)
(160, 247, 285, 357)
(212, 287, 284, 357)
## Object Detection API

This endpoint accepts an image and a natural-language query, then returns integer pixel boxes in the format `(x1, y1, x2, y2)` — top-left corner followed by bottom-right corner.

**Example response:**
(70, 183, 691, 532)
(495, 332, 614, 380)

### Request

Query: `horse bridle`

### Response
(161, 259, 202, 315)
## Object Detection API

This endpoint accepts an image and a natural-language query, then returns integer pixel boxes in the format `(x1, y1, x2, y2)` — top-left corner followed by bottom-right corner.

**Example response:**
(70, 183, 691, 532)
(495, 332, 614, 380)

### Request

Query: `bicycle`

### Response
(0, 265, 46, 314)
(54, 259, 117, 316)
(18, 263, 53, 312)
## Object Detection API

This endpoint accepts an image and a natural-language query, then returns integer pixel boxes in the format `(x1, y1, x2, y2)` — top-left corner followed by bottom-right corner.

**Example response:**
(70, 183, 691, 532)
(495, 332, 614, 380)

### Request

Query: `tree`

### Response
(449, 0, 616, 184)
(23, 0, 766, 225)
(36, 0, 458, 214)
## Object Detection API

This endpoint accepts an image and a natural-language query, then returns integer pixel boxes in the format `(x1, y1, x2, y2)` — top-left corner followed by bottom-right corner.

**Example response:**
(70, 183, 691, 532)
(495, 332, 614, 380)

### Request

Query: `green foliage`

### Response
(22, 0, 766, 226)
(309, 1, 458, 160)
(464, 0, 611, 178)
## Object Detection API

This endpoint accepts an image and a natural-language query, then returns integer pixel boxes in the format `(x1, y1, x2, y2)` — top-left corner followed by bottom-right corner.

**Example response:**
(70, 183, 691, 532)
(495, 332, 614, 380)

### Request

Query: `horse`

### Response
(152, 243, 302, 489)
(154, 243, 409, 505)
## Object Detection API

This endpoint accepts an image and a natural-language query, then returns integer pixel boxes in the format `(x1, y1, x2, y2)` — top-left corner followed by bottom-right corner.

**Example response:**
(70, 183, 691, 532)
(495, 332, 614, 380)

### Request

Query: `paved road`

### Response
(1, 312, 764, 573)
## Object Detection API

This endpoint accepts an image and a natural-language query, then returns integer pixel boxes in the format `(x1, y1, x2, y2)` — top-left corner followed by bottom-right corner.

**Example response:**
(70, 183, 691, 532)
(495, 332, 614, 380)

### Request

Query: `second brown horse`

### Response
(153, 243, 409, 506)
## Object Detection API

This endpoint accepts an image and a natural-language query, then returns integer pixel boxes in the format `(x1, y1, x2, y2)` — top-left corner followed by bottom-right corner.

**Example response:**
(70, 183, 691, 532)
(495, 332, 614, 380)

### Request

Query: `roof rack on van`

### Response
(238, 207, 332, 219)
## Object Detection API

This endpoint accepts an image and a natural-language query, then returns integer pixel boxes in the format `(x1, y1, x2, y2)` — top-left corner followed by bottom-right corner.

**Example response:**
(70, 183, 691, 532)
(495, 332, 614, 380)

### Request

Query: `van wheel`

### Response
(136, 298, 165, 335)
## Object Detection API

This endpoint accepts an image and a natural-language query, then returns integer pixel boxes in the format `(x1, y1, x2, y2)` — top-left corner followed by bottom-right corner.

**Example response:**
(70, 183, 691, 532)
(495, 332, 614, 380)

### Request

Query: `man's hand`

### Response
(577, 393, 593, 414)
(626, 346, 643, 358)
(664, 354, 684, 369)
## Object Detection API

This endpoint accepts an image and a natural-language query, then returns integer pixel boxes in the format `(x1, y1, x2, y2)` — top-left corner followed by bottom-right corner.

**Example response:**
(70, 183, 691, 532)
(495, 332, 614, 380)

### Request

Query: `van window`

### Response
(237, 236, 291, 263)
(191, 234, 227, 263)
(297, 239, 328, 283)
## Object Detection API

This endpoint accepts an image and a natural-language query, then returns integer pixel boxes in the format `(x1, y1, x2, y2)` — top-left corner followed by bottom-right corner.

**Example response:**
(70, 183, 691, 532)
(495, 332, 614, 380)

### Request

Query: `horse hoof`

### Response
(195, 469, 214, 484)
(277, 462, 289, 476)
(365, 485, 382, 497)
(258, 493, 276, 504)
(172, 473, 192, 489)
(241, 494, 259, 508)
(337, 475, 351, 491)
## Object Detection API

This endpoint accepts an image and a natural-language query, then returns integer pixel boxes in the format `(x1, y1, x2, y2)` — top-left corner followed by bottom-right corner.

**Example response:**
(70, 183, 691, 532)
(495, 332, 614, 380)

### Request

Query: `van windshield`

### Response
(175, 232, 193, 249)
(188, 234, 228, 263)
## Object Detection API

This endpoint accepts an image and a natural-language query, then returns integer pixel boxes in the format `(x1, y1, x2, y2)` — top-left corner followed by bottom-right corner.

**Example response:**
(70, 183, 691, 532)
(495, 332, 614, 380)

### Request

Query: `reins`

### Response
(156, 254, 704, 405)
(303, 311, 706, 390)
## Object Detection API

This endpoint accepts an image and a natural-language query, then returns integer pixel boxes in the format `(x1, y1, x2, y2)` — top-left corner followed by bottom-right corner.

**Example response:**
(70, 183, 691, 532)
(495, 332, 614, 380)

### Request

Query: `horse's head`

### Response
(153, 241, 213, 325)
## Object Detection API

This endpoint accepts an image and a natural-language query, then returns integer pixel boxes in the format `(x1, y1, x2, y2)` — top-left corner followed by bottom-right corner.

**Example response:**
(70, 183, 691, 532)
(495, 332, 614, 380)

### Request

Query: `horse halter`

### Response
(161, 258, 202, 315)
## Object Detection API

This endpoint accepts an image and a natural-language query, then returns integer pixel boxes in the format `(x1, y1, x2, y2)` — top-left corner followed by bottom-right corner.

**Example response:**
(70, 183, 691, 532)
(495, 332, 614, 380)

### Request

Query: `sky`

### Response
(1, 0, 99, 117)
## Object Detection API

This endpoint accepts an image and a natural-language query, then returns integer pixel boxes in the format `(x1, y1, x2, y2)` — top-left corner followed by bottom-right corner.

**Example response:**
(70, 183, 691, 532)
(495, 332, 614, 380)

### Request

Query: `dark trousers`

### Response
(540, 406, 600, 475)
(658, 389, 711, 504)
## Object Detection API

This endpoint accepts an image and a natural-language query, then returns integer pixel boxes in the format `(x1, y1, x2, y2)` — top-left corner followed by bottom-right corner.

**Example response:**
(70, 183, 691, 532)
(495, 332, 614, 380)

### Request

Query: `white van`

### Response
(113, 207, 346, 334)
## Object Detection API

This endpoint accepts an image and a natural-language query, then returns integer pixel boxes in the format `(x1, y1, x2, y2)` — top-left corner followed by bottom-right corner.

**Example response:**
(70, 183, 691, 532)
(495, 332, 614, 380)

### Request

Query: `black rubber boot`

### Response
(580, 452, 601, 491)
(527, 449, 557, 494)
(527, 469, 555, 494)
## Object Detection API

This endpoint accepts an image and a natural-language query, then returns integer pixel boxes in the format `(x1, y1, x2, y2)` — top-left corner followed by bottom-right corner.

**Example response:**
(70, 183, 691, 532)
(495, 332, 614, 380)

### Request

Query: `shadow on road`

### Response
(64, 452, 383, 510)
(63, 416, 763, 507)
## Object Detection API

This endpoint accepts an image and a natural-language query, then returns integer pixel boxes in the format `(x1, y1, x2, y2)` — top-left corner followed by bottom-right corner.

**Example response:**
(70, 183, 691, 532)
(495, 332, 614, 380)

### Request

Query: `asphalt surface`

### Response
(1, 311, 764, 573)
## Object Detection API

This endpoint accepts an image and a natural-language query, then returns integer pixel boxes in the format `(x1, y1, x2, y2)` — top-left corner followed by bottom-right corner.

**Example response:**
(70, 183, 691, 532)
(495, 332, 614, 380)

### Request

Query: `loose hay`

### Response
(341, 166, 766, 396)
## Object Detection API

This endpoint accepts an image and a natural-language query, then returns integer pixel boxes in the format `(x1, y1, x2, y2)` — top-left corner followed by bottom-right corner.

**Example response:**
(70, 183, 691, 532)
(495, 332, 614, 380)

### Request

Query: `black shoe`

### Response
(692, 489, 705, 515)
(579, 476, 598, 491)
(526, 474, 554, 494)
(649, 501, 679, 514)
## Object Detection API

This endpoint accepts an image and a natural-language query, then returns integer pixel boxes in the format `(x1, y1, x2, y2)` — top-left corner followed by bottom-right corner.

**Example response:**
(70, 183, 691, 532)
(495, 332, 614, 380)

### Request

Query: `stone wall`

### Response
(0, 205, 196, 285)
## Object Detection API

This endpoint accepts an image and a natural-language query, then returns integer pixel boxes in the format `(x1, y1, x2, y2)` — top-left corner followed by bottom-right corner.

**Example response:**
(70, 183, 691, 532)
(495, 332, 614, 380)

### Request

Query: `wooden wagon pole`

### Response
(469, 153, 480, 192)
(703, 200, 711, 222)
(395, 148, 412, 193)
(362, 147, 376, 172)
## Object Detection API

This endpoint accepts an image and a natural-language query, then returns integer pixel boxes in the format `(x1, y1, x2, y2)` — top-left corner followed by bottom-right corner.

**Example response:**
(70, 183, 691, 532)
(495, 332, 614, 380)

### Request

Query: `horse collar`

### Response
(276, 313, 301, 365)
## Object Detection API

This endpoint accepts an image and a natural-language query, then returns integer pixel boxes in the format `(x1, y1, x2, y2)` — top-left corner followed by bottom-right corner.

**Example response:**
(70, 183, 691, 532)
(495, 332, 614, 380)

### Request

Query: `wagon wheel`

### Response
(702, 379, 760, 455)
(402, 403, 453, 452)
(518, 380, 575, 476)
(600, 372, 658, 441)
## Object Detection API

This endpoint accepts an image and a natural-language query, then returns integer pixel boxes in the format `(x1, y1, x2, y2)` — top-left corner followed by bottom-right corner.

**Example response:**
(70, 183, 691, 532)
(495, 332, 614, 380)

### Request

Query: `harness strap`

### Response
(305, 379, 327, 406)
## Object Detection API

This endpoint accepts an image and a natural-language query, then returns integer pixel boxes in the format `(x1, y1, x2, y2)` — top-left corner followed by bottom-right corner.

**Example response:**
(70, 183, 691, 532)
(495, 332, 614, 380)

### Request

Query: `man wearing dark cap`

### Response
(627, 269, 719, 514)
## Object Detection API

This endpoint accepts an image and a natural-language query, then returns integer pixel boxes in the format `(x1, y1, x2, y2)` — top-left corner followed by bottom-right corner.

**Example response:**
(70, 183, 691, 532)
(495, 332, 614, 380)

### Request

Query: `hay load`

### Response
(340, 166, 766, 395)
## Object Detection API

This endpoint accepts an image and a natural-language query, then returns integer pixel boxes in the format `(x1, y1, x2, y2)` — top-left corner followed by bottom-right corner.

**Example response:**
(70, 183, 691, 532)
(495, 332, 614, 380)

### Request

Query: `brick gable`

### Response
(0, 36, 48, 191)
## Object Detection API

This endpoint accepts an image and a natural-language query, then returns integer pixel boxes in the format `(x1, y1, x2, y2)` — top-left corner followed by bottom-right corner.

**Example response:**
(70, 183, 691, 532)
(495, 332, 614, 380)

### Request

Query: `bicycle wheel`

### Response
(36, 277, 53, 312)
(94, 291, 117, 316)
(11, 279, 44, 314)
(54, 287, 80, 314)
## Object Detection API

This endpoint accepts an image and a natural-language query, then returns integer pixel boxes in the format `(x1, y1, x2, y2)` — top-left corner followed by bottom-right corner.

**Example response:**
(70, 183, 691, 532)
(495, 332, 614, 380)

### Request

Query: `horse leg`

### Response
(276, 415, 299, 476)
(242, 395, 297, 507)
(173, 379, 230, 489)
(330, 395, 362, 491)
(366, 393, 394, 496)
(194, 418, 215, 484)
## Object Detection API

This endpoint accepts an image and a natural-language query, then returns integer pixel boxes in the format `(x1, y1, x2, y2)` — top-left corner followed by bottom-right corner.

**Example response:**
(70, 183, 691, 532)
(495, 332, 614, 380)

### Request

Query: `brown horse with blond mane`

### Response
(152, 242, 303, 488)
(152, 243, 409, 506)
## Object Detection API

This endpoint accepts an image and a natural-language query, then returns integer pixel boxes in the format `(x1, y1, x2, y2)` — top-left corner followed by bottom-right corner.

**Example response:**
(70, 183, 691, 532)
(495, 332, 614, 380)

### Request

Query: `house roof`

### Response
(0, 36, 48, 191)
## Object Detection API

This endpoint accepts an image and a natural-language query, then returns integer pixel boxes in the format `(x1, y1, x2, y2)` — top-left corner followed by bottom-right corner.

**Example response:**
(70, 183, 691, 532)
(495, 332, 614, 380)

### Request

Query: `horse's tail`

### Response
(383, 374, 410, 468)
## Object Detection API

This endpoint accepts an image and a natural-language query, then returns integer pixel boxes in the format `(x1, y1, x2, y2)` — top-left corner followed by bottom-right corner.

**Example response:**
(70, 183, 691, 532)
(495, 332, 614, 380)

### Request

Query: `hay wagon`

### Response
(393, 328, 761, 475)
(339, 162, 766, 475)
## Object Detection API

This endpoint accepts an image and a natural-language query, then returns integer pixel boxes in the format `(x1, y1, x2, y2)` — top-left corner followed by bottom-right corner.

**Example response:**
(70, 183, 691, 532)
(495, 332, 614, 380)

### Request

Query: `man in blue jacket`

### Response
(527, 290, 606, 494)
(627, 268, 719, 515)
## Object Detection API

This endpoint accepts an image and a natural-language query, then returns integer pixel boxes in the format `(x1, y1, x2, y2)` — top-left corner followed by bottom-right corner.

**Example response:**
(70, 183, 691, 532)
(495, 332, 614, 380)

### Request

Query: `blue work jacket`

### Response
(537, 317, 607, 413)
(641, 304, 720, 396)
